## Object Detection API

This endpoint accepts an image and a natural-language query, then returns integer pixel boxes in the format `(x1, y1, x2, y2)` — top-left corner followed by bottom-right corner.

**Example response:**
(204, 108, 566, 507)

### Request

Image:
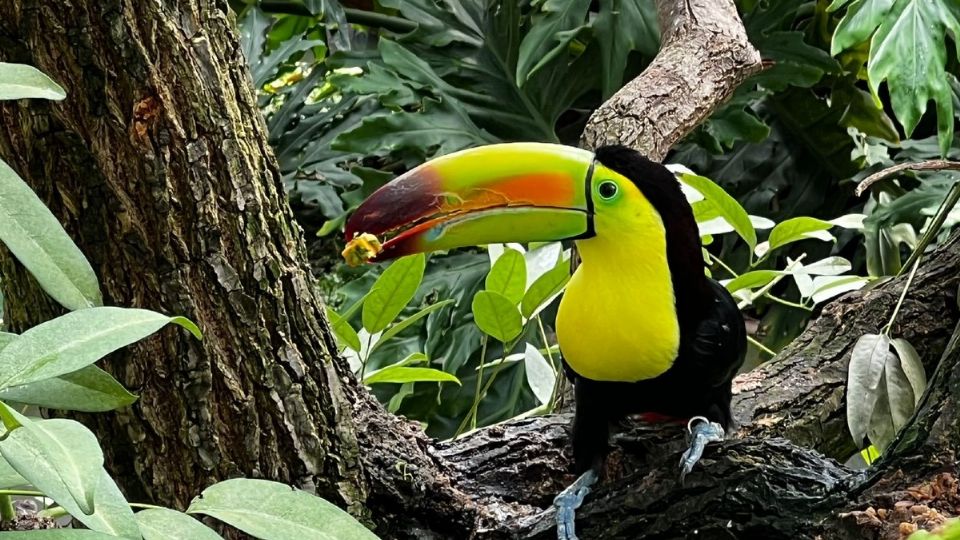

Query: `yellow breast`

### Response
(555, 214, 680, 382)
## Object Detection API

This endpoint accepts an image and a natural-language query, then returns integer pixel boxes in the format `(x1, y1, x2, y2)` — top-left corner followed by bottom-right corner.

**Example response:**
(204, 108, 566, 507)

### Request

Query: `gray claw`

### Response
(554, 469, 598, 540)
(678, 416, 725, 483)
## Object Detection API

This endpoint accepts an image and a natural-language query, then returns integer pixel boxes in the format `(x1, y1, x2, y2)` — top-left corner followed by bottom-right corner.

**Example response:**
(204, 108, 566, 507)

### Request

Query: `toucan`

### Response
(342, 143, 747, 539)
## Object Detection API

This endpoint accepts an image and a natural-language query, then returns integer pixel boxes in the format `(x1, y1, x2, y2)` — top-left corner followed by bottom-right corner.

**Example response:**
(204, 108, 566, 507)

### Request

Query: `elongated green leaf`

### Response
(0, 332, 15, 352)
(0, 307, 201, 390)
(767, 217, 835, 253)
(187, 478, 380, 540)
(370, 299, 454, 354)
(794, 256, 853, 276)
(811, 275, 870, 303)
(0, 413, 102, 515)
(472, 291, 523, 343)
(680, 173, 756, 248)
(485, 248, 526, 305)
(0, 532, 120, 539)
(362, 254, 426, 334)
(725, 270, 780, 294)
(137, 508, 224, 540)
(326, 307, 361, 352)
(0, 158, 102, 311)
(523, 343, 555, 406)
(867, 373, 896, 452)
(884, 354, 916, 430)
(847, 333, 894, 447)
(0, 455, 27, 488)
(516, 0, 591, 85)
(0, 63, 66, 100)
(891, 338, 927, 404)
(364, 366, 460, 386)
(0, 365, 136, 412)
(520, 261, 570, 319)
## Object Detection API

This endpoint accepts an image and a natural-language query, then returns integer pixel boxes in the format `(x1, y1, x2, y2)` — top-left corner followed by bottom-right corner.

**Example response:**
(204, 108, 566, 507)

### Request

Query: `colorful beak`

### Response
(343, 143, 596, 263)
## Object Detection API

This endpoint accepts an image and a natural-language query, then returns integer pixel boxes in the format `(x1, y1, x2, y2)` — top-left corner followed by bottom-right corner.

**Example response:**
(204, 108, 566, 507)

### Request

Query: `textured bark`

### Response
(579, 0, 763, 160)
(1, 0, 959, 539)
(0, 0, 370, 514)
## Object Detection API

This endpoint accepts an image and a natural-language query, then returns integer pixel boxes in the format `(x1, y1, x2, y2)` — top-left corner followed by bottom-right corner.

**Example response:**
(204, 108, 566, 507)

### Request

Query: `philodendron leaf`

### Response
(847, 333, 895, 447)
(187, 478, 380, 540)
(136, 508, 223, 540)
(472, 291, 523, 343)
(485, 248, 526, 305)
(362, 254, 426, 334)
(523, 343, 555, 406)
(0, 365, 137, 412)
(0, 63, 66, 100)
(0, 307, 202, 390)
(363, 366, 460, 386)
(0, 411, 102, 515)
(0, 158, 102, 311)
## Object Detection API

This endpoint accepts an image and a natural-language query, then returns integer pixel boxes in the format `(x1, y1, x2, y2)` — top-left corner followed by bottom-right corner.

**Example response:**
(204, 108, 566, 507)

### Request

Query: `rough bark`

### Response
(0, 0, 371, 514)
(1, 0, 959, 539)
(579, 0, 763, 159)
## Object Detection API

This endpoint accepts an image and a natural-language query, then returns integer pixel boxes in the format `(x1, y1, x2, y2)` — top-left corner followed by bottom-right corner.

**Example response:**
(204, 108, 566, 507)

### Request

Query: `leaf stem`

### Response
(709, 253, 739, 279)
(898, 181, 960, 276)
(883, 256, 921, 336)
(359, 332, 374, 380)
(537, 316, 562, 413)
(455, 335, 489, 438)
(0, 495, 14, 522)
(761, 293, 812, 311)
(747, 336, 776, 358)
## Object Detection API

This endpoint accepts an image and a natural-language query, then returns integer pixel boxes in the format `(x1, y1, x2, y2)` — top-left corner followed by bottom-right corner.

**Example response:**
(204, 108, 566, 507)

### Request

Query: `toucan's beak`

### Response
(344, 143, 596, 263)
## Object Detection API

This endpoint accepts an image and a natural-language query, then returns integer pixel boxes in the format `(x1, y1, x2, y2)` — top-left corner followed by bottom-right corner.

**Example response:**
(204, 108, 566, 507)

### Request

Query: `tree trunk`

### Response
(0, 0, 371, 515)
(2, 0, 959, 539)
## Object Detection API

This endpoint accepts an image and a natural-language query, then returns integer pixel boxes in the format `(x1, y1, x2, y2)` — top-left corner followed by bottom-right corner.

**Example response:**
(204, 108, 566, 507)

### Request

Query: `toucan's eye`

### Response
(598, 181, 618, 200)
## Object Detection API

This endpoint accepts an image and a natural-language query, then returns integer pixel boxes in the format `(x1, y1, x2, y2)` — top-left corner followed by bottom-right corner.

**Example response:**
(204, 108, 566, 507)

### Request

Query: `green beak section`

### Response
(344, 143, 596, 262)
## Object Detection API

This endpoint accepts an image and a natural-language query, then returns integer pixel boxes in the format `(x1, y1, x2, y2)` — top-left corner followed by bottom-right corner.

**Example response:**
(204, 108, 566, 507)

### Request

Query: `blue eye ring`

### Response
(598, 180, 618, 200)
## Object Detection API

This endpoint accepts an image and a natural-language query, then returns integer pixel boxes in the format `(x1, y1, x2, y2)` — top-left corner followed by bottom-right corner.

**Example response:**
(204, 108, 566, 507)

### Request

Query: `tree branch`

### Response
(856, 160, 960, 196)
(579, 0, 762, 160)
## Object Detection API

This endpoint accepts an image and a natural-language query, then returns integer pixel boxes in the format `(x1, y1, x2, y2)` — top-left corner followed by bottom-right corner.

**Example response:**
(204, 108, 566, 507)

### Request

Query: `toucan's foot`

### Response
(554, 469, 598, 540)
(678, 416, 725, 483)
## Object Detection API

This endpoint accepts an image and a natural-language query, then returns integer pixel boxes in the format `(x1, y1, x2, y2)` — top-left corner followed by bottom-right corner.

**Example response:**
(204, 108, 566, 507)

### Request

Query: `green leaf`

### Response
(0, 455, 27, 489)
(811, 275, 870, 303)
(485, 248, 526, 305)
(0, 532, 121, 539)
(725, 270, 780, 294)
(680, 173, 756, 248)
(370, 299, 454, 354)
(516, 0, 591, 85)
(326, 307, 361, 352)
(187, 478, 380, 540)
(0, 332, 16, 352)
(0, 63, 66, 101)
(885, 352, 916, 430)
(137, 508, 224, 540)
(794, 256, 853, 276)
(847, 333, 894, 447)
(472, 291, 523, 343)
(0, 365, 137, 412)
(833, 0, 960, 155)
(332, 99, 497, 162)
(766, 217, 835, 253)
(751, 31, 840, 90)
(520, 261, 570, 319)
(891, 338, 927, 404)
(364, 366, 460, 386)
(523, 343, 555, 406)
(362, 254, 426, 334)
(0, 307, 200, 390)
(0, 412, 102, 515)
(867, 374, 896, 452)
(0, 158, 102, 311)
(592, 0, 659, 98)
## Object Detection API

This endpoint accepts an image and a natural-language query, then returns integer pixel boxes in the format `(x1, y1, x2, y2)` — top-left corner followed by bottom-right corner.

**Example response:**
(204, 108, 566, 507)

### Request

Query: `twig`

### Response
(855, 160, 960, 196)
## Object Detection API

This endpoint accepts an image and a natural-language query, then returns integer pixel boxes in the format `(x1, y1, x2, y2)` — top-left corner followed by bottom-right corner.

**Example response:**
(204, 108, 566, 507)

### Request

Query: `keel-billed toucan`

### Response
(342, 143, 746, 539)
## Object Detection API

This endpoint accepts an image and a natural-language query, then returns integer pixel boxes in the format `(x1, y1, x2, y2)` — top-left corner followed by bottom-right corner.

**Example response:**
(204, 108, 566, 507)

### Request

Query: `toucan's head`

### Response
(342, 142, 696, 266)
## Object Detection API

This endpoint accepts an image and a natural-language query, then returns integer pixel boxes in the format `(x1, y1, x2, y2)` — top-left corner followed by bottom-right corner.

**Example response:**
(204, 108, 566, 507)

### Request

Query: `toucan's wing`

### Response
(682, 278, 747, 389)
